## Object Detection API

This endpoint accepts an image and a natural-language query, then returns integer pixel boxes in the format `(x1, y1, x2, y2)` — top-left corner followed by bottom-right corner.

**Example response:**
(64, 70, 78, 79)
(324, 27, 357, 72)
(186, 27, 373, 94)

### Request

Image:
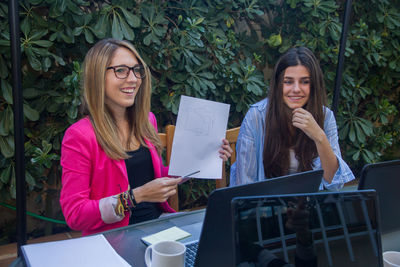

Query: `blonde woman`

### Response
(60, 39, 232, 235)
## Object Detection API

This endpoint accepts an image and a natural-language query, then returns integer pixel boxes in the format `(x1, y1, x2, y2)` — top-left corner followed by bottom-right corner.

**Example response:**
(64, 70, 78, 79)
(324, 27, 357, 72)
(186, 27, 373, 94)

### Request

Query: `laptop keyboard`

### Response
(185, 241, 198, 267)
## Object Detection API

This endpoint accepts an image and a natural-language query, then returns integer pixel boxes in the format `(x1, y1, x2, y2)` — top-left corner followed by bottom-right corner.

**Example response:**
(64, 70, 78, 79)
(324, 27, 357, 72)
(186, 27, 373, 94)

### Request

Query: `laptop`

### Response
(180, 169, 323, 267)
(231, 190, 383, 267)
(358, 159, 400, 234)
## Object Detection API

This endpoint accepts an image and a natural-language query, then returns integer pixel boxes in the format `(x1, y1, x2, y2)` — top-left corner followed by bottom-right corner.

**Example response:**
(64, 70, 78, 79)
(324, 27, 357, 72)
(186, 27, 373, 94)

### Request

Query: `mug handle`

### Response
(144, 245, 153, 267)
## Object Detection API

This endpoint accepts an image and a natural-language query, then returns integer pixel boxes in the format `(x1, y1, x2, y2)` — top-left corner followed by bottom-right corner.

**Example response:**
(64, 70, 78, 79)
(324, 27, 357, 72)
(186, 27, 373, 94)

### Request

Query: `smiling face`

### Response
(104, 47, 142, 117)
(282, 65, 311, 109)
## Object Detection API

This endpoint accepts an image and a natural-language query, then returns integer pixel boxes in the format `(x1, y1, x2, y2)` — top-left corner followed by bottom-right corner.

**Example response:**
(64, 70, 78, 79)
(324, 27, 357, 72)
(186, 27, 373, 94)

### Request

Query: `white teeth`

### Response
(121, 88, 135, 93)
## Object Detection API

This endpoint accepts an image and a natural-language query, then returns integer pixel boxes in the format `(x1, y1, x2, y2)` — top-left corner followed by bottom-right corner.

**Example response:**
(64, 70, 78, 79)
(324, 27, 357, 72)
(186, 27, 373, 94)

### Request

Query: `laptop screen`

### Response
(232, 190, 383, 267)
(194, 169, 323, 267)
(358, 159, 400, 234)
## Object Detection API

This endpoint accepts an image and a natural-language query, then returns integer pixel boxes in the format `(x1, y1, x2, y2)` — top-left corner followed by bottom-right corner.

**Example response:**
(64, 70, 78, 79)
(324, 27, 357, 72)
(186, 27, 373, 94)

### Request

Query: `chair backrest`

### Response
(216, 127, 240, 189)
(358, 159, 400, 234)
(158, 125, 240, 211)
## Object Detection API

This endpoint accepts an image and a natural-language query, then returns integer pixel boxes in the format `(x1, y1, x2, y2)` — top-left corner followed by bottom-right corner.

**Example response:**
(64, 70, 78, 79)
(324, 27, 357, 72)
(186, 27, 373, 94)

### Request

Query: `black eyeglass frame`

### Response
(106, 64, 146, 79)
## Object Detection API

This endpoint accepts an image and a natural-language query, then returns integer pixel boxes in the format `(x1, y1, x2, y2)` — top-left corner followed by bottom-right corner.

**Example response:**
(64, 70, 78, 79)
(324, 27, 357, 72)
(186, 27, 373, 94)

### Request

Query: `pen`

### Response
(181, 170, 200, 178)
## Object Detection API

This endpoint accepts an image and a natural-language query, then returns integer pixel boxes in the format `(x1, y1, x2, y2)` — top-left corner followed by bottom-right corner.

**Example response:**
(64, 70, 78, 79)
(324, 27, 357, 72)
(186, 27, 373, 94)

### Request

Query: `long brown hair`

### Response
(81, 38, 162, 160)
(263, 47, 327, 178)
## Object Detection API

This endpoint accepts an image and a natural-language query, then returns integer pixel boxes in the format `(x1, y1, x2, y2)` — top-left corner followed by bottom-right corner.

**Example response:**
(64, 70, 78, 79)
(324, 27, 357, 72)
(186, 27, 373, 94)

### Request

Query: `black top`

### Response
(125, 146, 162, 224)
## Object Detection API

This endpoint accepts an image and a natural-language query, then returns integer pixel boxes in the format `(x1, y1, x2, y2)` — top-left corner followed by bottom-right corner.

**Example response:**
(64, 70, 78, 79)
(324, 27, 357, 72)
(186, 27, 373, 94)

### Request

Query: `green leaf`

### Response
(23, 88, 41, 99)
(141, 4, 155, 23)
(0, 111, 6, 136)
(111, 15, 123, 40)
(25, 171, 36, 187)
(354, 122, 365, 143)
(1, 79, 13, 104)
(25, 47, 42, 71)
(0, 39, 10, 46)
(0, 135, 14, 158)
(358, 118, 374, 136)
(43, 57, 51, 70)
(0, 106, 13, 136)
(120, 7, 140, 28)
(194, 17, 205, 25)
(23, 103, 40, 121)
(21, 17, 30, 36)
(231, 64, 241, 76)
(362, 149, 375, 163)
(267, 34, 282, 47)
(66, 0, 83, 15)
(143, 33, 152, 46)
(67, 105, 78, 119)
(202, 79, 216, 89)
(93, 15, 108, 38)
(57, 0, 67, 13)
(119, 15, 135, 40)
(47, 102, 59, 113)
(29, 0, 43, 4)
(352, 150, 360, 161)
(42, 140, 52, 154)
(31, 40, 53, 48)
(0, 56, 8, 79)
(349, 124, 355, 142)
(73, 26, 83, 36)
(51, 53, 66, 66)
(0, 165, 11, 183)
(29, 29, 48, 41)
(83, 28, 94, 43)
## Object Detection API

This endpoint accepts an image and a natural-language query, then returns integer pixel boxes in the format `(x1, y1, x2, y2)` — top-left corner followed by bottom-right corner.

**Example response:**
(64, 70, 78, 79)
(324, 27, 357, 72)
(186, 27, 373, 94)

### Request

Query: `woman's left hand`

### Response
(219, 138, 233, 162)
(292, 108, 324, 142)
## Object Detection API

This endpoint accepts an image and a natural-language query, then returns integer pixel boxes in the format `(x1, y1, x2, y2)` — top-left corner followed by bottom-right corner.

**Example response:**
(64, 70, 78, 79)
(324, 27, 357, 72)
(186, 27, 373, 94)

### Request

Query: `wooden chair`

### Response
(158, 125, 178, 210)
(217, 126, 240, 189)
(158, 125, 240, 211)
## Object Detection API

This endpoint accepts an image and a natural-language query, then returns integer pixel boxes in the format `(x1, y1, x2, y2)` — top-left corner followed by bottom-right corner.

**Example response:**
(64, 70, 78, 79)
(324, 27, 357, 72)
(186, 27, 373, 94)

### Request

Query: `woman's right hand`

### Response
(132, 177, 182, 203)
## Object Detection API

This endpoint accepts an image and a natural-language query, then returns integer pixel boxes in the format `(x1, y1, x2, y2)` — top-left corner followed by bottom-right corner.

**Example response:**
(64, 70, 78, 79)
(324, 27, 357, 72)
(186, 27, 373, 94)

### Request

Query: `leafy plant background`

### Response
(0, 0, 399, 242)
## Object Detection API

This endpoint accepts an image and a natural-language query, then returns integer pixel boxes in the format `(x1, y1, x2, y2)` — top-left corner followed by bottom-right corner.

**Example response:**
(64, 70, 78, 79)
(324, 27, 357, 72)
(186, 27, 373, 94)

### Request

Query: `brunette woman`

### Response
(230, 47, 354, 189)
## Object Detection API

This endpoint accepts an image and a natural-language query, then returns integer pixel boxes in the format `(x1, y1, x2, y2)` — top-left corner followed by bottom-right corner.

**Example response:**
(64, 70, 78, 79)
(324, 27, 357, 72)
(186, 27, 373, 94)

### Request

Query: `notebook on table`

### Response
(231, 190, 383, 267)
(153, 169, 323, 267)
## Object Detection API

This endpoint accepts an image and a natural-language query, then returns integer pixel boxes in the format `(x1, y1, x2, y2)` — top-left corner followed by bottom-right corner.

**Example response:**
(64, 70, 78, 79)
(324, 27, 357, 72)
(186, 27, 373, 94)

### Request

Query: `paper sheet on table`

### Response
(21, 234, 131, 267)
(168, 96, 230, 179)
(141, 226, 191, 245)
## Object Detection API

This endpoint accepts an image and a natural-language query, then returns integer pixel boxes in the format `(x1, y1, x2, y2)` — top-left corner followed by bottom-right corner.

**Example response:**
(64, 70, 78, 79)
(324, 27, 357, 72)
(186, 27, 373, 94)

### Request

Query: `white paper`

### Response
(22, 234, 131, 267)
(141, 226, 191, 245)
(168, 96, 230, 179)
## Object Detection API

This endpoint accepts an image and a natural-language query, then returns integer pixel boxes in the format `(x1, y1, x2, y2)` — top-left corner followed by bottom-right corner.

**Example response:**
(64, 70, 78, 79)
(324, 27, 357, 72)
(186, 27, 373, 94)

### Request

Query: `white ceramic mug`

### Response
(383, 251, 400, 267)
(144, 240, 186, 267)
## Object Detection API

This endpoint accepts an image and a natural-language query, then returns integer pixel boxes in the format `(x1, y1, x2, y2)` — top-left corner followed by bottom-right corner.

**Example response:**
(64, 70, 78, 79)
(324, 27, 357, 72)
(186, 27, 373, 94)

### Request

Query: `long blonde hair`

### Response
(81, 38, 162, 160)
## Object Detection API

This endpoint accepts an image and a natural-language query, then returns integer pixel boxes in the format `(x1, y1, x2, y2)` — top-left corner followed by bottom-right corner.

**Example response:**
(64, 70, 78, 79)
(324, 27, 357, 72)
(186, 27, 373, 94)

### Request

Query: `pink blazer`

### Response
(60, 113, 174, 236)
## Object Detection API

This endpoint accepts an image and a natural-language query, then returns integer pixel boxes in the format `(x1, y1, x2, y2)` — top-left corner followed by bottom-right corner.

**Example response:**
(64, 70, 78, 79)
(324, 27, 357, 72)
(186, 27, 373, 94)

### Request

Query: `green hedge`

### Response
(0, 0, 399, 216)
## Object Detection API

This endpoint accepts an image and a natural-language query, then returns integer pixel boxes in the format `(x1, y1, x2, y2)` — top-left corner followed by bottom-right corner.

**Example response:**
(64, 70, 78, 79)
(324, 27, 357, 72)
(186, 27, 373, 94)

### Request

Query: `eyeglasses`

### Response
(106, 64, 146, 79)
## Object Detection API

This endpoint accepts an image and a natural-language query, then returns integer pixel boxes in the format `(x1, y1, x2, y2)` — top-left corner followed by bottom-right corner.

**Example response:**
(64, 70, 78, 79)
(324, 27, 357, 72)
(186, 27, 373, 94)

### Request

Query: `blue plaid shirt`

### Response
(230, 98, 355, 190)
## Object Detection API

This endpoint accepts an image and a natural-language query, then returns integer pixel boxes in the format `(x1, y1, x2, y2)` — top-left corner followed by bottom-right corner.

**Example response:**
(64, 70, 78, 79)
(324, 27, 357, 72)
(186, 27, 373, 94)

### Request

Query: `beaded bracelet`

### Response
(121, 192, 129, 210)
(115, 192, 130, 216)
(114, 189, 139, 216)
(115, 196, 126, 217)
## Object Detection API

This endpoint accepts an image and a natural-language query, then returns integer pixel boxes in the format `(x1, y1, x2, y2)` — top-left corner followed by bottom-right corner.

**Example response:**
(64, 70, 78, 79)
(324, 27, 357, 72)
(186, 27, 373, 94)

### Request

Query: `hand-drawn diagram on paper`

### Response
(168, 96, 230, 179)
(184, 106, 214, 136)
